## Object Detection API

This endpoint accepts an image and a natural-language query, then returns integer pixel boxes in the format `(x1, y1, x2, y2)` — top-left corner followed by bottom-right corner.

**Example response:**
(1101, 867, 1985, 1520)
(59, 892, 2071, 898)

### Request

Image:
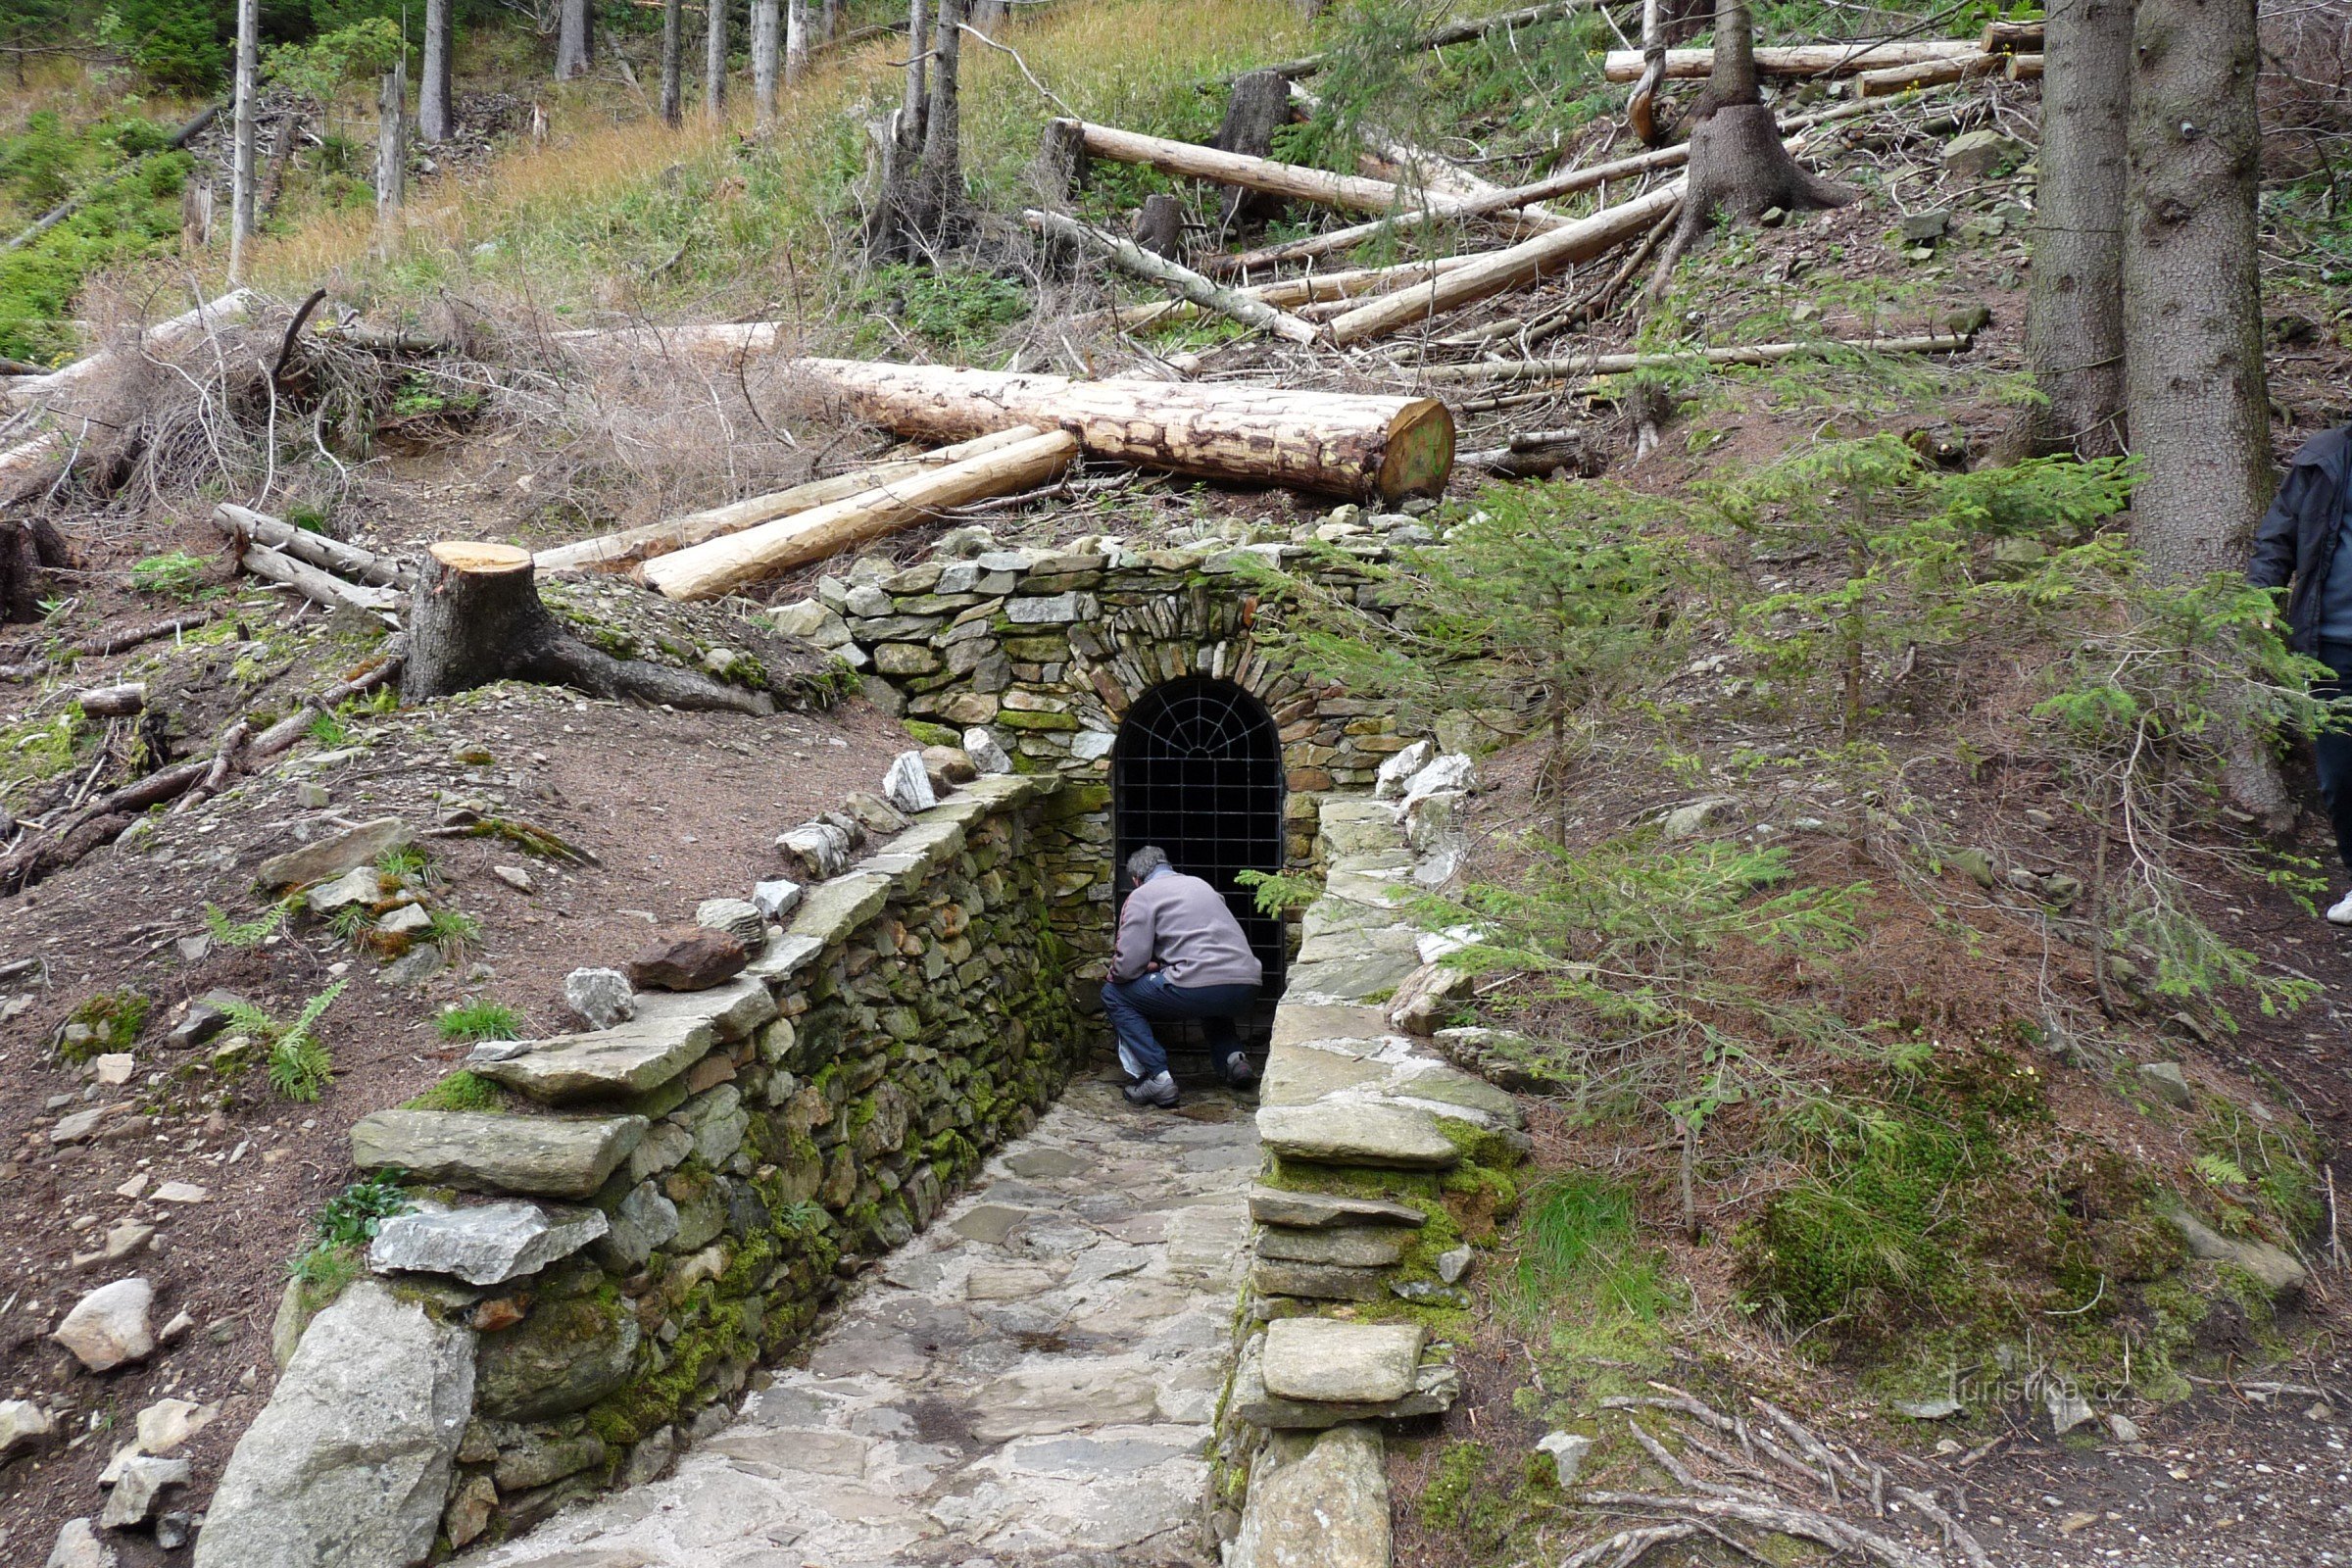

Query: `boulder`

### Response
(54, 1278, 156, 1372)
(624, 926, 747, 992)
(1942, 127, 2023, 177)
(1537, 1431, 1592, 1487)
(2137, 1060, 2195, 1110)
(350, 1110, 647, 1200)
(751, 877, 803, 921)
(376, 904, 432, 937)
(1230, 1424, 1389, 1568)
(775, 820, 856, 880)
(1373, 739, 1436, 801)
(43, 1520, 114, 1568)
(0, 1398, 54, 1458)
(695, 898, 767, 946)
(99, 1453, 188, 1527)
(563, 967, 635, 1030)
(2161, 1206, 2307, 1298)
(1255, 1102, 1460, 1170)
(920, 745, 978, 791)
(1260, 1320, 1424, 1404)
(368, 1201, 609, 1286)
(193, 1281, 473, 1568)
(304, 865, 385, 916)
(254, 817, 411, 892)
(961, 727, 1013, 774)
(466, 1015, 716, 1102)
(882, 751, 937, 814)
(474, 1296, 640, 1421)
(132, 1397, 216, 1456)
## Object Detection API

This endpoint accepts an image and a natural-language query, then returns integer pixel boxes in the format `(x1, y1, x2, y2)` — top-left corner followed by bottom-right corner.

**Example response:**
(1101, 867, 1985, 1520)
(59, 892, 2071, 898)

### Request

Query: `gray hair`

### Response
(1126, 846, 1171, 884)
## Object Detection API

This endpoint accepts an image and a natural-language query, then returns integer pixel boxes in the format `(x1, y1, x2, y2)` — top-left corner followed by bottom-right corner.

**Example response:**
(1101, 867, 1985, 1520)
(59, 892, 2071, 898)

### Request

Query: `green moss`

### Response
(58, 991, 150, 1062)
(400, 1069, 514, 1112)
(903, 719, 962, 748)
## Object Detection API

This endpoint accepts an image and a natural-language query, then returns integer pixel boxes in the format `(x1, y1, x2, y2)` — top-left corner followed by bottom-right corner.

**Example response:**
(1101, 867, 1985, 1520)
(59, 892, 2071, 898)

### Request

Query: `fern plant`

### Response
(204, 897, 297, 950)
(220, 982, 348, 1102)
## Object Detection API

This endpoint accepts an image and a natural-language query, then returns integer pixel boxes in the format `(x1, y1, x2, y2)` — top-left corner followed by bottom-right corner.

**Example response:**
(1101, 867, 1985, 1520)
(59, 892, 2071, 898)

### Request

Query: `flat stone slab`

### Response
(368, 1201, 610, 1287)
(1260, 1320, 1424, 1405)
(1233, 1424, 1390, 1568)
(351, 1111, 647, 1200)
(1231, 1342, 1460, 1430)
(788, 872, 893, 947)
(1270, 1003, 1391, 1050)
(1250, 1259, 1390, 1301)
(1262, 1041, 1390, 1107)
(628, 977, 778, 1043)
(1284, 947, 1423, 1003)
(467, 1016, 716, 1102)
(1256, 1226, 1408, 1268)
(255, 816, 411, 891)
(1249, 1186, 1427, 1230)
(1257, 1102, 1458, 1170)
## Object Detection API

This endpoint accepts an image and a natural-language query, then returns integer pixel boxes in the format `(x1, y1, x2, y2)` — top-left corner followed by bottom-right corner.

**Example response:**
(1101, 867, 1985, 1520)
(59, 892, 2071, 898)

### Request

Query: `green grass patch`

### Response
(436, 999, 522, 1044)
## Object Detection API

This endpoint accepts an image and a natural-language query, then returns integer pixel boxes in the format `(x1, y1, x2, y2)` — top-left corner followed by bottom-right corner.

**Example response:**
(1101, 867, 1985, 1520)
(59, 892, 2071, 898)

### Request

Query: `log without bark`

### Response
(644, 429, 1080, 601)
(535, 428, 1040, 572)
(77, 683, 146, 718)
(1981, 19, 2043, 51)
(2005, 52, 2043, 81)
(1076, 254, 1481, 332)
(1024, 208, 1322, 343)
(785, 359, 1455, 500)
(1601, 39, 1979, 79)
(407, 542, 774, 711)
(8, 289, 258, 410)
(215, 504, 410, 587)
(1058, 120, 1413, 217)
(1408, 331, 1976, 383)
(236, 540, 405, 618)
(1325, 183, 1686, 346)
(1852, 54, 2002, 95)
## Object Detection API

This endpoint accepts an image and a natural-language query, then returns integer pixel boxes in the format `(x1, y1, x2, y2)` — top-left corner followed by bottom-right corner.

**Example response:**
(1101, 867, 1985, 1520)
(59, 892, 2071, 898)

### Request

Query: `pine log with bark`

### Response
(2004, 0, 2132, 459)
(405, 544, 775, 711)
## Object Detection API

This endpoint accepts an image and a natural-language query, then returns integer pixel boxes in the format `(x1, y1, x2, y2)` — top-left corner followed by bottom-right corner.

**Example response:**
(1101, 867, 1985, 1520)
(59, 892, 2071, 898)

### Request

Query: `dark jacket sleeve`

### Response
(2248, 463, 2320, 591)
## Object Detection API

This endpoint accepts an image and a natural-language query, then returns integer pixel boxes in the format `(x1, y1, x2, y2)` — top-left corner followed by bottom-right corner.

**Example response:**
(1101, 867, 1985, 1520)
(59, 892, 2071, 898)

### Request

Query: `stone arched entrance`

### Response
(1112, 676, 1289, 1017)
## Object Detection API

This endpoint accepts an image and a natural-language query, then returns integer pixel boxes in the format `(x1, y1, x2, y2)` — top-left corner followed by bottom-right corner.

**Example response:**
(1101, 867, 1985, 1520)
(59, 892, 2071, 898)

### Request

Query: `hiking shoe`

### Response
(1122, 1071, 1179, 1108)
(2329, 891, 2352, 927)
(1223, 1052, 1257, 1090)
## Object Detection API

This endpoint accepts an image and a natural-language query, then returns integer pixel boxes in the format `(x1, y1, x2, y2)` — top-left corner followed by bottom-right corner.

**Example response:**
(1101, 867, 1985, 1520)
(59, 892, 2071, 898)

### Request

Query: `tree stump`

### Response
(1034, 116, 1090, 207)
(1135, 193, 1186, 259)
(404, 542, 774, 713)
(1213, 69, 1294, 235)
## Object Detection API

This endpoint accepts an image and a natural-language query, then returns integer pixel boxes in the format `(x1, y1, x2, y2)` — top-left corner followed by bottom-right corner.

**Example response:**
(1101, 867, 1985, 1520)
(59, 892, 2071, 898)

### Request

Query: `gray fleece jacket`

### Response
(1109, 869, 1264, 988)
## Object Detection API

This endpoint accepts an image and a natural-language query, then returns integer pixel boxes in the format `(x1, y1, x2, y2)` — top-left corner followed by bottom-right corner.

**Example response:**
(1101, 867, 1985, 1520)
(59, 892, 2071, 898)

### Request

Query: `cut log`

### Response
(785, 359, 1455, 500)
(1980, 19, 2043, 52)
(1135, 193, 1186, 258)
(1600, 40, 1980, 80)
(407, 542, 774, 711)
(551, 320, 788, 354)
(77, 683, 146, 718)
(2005, 52, 2043, 82)
(1059, 120, 1413, 218)
(237, 540, 405, 617)
(535, 428, 1043, 572)
(644, 429, 1078, 601)
(1325, 183, 1686, 346)
(1408, 331, 1977, 384)
(1024, 208, 1322, 344)
(1290, 80, 1555, 220)
(215, 504, 411, 587)
(1076, 254, 1482, 332)
(1851, 54, 2001, 96)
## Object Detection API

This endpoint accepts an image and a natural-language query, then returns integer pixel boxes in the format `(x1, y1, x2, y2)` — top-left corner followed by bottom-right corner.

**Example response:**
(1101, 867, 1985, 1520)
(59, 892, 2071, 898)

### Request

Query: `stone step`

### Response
(466, 1015, 717, 1103)
(349, 1110, 647, 1200)
(1247, 1186, 1427, 1230)
(1231, 1337, 1459, 1430)
(1259, 1319, 1424, 1404)
(1256, 1102, 1459, 1170)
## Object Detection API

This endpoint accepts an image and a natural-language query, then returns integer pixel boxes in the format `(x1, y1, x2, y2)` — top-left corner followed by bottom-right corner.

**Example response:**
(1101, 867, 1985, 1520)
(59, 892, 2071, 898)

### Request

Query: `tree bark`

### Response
(557, 0, 593, 79)
(375, 56, 407, 224)
(215, 504, 412, 587)
(910, 0, 967, 240)
(406, 543, 774, 710)
(903, 0, 930, 134)
(1026, 208, 1320, 342)
(661, 0, 685, 125)
(1214, 69, 1293, 233)
(1600, 39, 1980, 79)
(1134, 193, 1185, 258)
(644, 430, 1080, 600)
(2122, 0, 2270, 580)
(2007, 0, 2132, 460)
(419, 0, 455, 143)
(752, 0, 780, 127)
(706, 0, 728, 122)
(1851, 55, 2002, 95)
(786, 359, 1455, 500)
(820, 0, 840, 40)
(786, 0, 809, 85)
(228, 0, 258, 282)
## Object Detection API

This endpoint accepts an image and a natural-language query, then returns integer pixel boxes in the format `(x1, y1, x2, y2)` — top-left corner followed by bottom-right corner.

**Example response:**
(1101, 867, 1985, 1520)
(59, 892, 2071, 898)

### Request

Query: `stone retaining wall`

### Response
(195, 773, 1079, 1566)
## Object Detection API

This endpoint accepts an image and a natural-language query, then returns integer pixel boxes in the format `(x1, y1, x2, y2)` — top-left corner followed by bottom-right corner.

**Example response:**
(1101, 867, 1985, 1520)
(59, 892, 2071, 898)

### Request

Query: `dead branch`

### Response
(1023, 208, 1323, 344)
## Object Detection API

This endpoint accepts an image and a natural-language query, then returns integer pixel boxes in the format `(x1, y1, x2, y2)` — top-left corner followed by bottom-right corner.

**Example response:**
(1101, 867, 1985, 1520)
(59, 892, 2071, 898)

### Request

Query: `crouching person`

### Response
(1102, 846, 1262, 1107)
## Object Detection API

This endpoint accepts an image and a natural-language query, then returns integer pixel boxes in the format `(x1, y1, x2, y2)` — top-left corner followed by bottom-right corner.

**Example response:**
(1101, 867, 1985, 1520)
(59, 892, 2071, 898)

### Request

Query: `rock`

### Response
(776, 819, 857, 879)
(1942, 128, 2023, 178)
(1537, 1431, 1593, 1487)
(1260, 1319, 1424, 1404)
(751, 877, 803, 921)
(490, 862, 535, 893)
(1248, 1186, 1426, 1229)
(350, 1110, 647, 1200)
(2160, 1206, 2308, 1298)
(2108, 1412, 2142, 1444)
(154, 1181, 207, 1204)
(961, 728, 1012, 774)
(564, 966, 636, 1029)
(381, 943, 445, 988)
(1256, 1227, 1409, 1267)
(305, 865, 384, 916)
(92, 1054, 134, 1086)
(1231, 1424, 1389, 1568)
(920, 745, 977, 791)
(837, 793, 905, 835)
(882, 751, 937, 814)
(1232, 1341, 1459, 1429)
(2137, 1060, 2195, 1109)
(254, 817, 411, 891)
(99, 1453, 188, 1527)
(1659, 795, 1737, 839)
(469, 1014, 716, 1102)
(376, 903, 432, 937)
(474, 1296, 641, 1421)
(968, 1360, 1162, 1442)
(624, 926, 747, 991)
(43, 1520, 113, 1568)
(1892, 1396, 1962, 1420)
(1394, 753, 1475, 820)
(591, 1181, 680, 1270)
(2046, 1382, 2095, 1435)
(1945, 847, 1997, 888)
(1373, 740, 1436, 801)
(155, 1513, 192, 1550)
(1250, 1260, 1391, 1301)
(0, 1398, 54, 1458)
(1435, 1245, 1474, 1285)
(695, 898, 766, 946)
(50, 1106, 106, 1144)
(133, 1397, 217, 1455)
(1899, 209, 1950, 242)
(1256, 1102, 1459, 1170)
(166, 992, 244, 1051)
(193, 1281, 473, 1568)
(54, 1278, 155, 1371)
(443, 1471, 497, 1548)
(368, 1200, 609, 1286)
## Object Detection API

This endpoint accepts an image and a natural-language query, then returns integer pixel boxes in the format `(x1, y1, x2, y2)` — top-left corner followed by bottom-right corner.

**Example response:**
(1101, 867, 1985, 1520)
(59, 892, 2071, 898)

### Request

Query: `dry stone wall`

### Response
(195, 773, 1079, 1566)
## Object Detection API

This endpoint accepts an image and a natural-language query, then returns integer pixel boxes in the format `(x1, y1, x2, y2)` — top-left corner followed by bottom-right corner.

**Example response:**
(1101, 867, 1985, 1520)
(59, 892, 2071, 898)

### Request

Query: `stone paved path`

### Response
(458, 1077, 1258, 1568)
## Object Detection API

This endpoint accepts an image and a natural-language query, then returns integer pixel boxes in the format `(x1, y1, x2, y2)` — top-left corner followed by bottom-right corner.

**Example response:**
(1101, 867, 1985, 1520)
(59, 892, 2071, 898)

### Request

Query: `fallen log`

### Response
(1462, 427, 1604, 477)
(551, 320, 789, 354)
(409, 542, 776, 710)
(1324, 183, 1686, 347)
(1409, 331, 1977, 384)
(8, 289, 259, 410)
(1291, 80, 1554, 220)
(535, 428, 1041, 572)
(784, 359, 1455, 501)
(1981, 19, 2043, 52)
(1024, 208, 1323, 344)
(1057, 119, 1413, 218)
(1600, 40, 1980, 80)
(1851, 54, 2001, 96)
(643, 429, 1080, 602)
(77, 683, 146, 718)
(236, 539, 405, 618)
(1076, 255, 1481, 333)
(216, 503, 411, 587)
(2005, 52, 2043, 81)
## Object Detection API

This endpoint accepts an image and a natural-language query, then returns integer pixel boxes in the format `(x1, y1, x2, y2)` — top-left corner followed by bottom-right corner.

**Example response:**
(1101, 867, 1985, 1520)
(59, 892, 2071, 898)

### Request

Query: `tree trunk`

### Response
(406, 543, 774, 711)
(752, 0, 780, 127)
(1213, 69, 1293, 234)
(903, 0, 930, 133)
(0, 516, 71, 623)
(375, 56, 407, 224)
(971, 0, 1007, 32)
(820, 0, 840, 41)
(228, 0, 258, 282)
(706, 0, 728, 122)
(557, 0, 592, 79)
(661, 0, 685, 126)
(784, 358, 1456, 500)
(2006, 0, 2132, 460)
(419, 0, 454, 143)
(1067, 120, 1418, 218)
(894, 0, 966, 250)
(2122, 0, 2271, 581)
(1600, 39, 1981, 79)
(1134, 193, 1185, 258)
(786, 0, 809, 84)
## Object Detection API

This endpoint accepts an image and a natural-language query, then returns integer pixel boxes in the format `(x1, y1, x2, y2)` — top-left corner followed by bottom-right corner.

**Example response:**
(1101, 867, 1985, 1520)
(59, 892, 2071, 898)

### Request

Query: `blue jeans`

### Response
(2316, 640, 2352, 876)
(1100, 974, 1258, 1080)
